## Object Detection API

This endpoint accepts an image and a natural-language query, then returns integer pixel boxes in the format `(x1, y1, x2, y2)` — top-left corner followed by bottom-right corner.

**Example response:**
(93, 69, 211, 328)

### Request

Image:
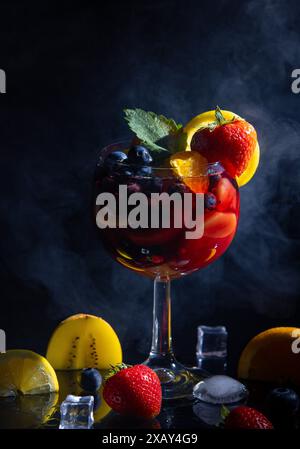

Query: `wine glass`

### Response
(94, 140, 239, 399)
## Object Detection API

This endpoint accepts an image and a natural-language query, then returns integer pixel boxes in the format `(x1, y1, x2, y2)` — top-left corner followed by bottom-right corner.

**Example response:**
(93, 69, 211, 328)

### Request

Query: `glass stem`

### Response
(144, 276, 196, 397)
(149, 276, 174, 361)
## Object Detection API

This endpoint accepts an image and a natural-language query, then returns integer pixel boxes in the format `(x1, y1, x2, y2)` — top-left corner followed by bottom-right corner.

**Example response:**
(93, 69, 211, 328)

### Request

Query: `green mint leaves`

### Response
(124, 108, 187, 153)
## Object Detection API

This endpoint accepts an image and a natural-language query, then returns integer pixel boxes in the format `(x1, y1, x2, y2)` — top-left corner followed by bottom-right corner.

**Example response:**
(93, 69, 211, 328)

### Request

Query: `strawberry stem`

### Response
(104, 363, 132, 381)
(215, 106, 227, 125)
(201, 106, 236, 133)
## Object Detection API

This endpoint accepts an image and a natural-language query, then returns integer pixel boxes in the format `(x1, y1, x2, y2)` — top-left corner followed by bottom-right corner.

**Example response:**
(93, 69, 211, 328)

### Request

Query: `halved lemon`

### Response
(0, 350, 59, 397)
(238, 327, 300, 385)
(184, 109, 260, 187)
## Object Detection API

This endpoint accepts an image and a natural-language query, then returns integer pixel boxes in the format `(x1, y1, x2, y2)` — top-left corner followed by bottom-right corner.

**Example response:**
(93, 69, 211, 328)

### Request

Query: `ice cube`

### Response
(59, 395, 94, 429)
(193, 375, 248, 404)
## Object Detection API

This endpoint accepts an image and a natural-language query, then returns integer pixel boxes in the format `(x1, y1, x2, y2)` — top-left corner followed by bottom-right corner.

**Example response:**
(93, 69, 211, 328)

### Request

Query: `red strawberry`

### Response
(224, 406, 273, 429)
(103, 364, 162, 419)
(191, 107, 257, 178)
(212, 178, 239, 212)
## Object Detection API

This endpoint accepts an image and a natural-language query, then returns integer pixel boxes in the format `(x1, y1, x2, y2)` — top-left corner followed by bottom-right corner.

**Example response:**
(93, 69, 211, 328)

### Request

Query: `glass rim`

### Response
(98, 139, 226, 178)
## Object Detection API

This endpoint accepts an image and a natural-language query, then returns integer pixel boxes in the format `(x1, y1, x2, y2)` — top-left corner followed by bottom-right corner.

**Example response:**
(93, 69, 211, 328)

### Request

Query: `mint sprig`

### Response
(124, 108, 187, 153)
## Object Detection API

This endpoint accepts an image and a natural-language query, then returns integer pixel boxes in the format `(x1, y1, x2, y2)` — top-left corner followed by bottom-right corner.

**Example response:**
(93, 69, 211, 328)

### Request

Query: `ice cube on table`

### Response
(193, 375, 248, 404)
(59, 395, 94, 429)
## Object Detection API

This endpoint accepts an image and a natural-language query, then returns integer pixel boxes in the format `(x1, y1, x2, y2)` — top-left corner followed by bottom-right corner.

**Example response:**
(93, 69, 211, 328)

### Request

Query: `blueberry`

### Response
(106, 151, 128, 164)
(204, 193, 217, 210)
(127, 145, 153, 165)
(80, 368, 102, 392)
(266, 387, 300, 416)
(104, 151, 128, 175)
(136, 166, 152, 177)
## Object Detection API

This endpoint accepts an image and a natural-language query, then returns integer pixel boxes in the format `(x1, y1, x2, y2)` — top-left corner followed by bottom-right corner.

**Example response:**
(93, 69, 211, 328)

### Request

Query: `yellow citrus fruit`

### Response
(46, 313, 122, 370)
(238, 327, 300, 385)
(236, 142, 260, 187)
(170, 150, 209, 193)
(0, 349, 59, 397)
(184, 109, 260, 187)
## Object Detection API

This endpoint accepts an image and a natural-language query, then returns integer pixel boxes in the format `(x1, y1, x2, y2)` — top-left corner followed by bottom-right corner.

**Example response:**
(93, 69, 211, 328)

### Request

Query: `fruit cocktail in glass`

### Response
(94, 107, 258, 399)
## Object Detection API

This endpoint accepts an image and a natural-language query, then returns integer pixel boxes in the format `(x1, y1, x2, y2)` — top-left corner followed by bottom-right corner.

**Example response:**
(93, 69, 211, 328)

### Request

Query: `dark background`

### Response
(0, 0, 299, 373)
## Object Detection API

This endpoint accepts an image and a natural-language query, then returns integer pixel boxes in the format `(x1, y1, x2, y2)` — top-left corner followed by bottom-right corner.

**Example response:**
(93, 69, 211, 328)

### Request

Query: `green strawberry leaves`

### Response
(104, 363, 131, 381)
(201, 106, 236, 132)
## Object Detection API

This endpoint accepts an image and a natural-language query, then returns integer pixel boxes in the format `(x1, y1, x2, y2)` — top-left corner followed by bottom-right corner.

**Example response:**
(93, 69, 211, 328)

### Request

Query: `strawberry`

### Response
(103, 364, 162, 419)
(224, 406, 273, 429)
(191, 107, 257, 178)
(212, 178, 239, 212)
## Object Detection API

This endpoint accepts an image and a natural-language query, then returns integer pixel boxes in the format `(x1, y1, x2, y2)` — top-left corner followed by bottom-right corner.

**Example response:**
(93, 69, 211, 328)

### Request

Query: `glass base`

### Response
(144, 354, 205, 400)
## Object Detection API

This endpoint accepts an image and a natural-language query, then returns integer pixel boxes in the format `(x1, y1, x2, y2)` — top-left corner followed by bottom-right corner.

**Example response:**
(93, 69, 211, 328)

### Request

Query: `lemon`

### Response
(46, 314, 122, 370)
(238, 327, 300, 385)
(0, 350, 59, 397)
(184, 109, 260, 187)
(236, 142, 260, 186)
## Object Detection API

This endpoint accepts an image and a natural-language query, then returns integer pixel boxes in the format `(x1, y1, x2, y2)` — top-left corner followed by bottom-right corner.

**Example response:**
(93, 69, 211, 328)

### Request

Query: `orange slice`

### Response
(238, 327, 300, 385)
(170, 151, 209, 193)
